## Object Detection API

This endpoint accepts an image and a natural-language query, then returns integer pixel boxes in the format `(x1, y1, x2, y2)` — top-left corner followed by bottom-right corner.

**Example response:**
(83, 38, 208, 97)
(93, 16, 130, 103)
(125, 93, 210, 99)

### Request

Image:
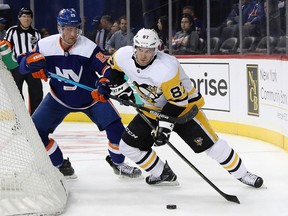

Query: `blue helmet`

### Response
(57, 8, 81, 27)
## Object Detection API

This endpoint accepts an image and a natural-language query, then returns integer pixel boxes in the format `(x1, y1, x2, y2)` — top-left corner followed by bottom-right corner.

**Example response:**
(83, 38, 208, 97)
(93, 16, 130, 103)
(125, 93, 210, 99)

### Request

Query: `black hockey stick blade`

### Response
(136, 108, 240, 204)
(166, 141, 240, 204)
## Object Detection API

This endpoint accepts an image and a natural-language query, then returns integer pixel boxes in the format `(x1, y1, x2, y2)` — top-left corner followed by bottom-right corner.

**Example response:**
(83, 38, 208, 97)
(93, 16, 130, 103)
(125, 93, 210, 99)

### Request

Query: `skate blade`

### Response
(259, 184, 268, 189)
(114, 169, 143, 179)
(151, 180, 180, 186)
(118, 176, 144, 182)
(116, 173, 144, 180)
(65, 174, 78, 180)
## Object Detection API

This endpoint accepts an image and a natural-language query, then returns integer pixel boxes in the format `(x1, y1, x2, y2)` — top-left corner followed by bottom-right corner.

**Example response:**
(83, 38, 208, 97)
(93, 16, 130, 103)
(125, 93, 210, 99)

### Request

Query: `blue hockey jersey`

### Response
(36, 34, 110, 109)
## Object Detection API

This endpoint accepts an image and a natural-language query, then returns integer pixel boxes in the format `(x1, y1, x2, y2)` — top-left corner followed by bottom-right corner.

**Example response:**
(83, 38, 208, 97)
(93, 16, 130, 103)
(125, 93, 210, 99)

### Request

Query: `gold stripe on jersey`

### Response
(161, 69, 187, 106)
(142, 88, 205, 120)
(140, 151, 156, 169)
(220, 149, 242, 174)
(224, 153, 239, 170)
(136, 149, 159, 172)
(142, 95, 205, 120)
(107, 53, 123, 72)
(179, 93, 205, 117)
(193, 109, 218, 143)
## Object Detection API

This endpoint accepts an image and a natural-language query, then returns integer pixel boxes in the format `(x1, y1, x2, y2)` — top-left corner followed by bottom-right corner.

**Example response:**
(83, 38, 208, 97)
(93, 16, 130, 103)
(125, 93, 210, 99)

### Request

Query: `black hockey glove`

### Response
(152, 120, 174, 146)
(110, 81, 136, 105)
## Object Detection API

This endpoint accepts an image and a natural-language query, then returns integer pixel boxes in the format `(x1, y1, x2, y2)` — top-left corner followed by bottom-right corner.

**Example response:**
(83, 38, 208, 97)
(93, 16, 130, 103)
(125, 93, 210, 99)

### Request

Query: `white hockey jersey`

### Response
(108, 46, 202, 118)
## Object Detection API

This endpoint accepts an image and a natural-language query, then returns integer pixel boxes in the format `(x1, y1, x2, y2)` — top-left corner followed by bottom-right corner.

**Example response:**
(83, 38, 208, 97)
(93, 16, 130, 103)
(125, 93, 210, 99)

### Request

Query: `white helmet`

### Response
(133, 28, 160, 50)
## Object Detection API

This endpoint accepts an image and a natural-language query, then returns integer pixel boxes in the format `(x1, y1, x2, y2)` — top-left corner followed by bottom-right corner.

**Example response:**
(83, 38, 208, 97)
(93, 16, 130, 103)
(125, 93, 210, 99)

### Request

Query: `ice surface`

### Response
(52, 122, 288, 216)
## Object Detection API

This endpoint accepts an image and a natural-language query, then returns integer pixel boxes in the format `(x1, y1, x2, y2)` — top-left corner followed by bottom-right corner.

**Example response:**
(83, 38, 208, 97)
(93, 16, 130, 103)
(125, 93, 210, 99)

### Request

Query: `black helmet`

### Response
(18, 8, 33, 18)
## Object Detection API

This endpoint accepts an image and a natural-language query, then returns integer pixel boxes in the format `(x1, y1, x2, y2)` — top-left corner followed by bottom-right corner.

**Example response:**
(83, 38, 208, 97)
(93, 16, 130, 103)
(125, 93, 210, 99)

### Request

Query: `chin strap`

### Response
(132, 53, 157, 69)
(59, 35, 74, 46)
(58, 28, 79, 47)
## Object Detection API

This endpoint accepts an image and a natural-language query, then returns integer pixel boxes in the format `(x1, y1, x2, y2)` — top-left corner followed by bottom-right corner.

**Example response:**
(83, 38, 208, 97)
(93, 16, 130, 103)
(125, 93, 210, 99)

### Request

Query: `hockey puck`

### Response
(166, 204, 177, 209)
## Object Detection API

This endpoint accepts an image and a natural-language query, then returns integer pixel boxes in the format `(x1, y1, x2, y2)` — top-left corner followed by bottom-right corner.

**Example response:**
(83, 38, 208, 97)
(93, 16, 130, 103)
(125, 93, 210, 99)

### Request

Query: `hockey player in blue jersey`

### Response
(18, 8, 141, 179)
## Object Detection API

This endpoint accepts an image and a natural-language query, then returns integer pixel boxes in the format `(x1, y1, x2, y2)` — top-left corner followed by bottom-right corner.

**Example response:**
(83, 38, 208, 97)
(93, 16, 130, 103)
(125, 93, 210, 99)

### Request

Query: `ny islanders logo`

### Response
(55, 66, 83, 91)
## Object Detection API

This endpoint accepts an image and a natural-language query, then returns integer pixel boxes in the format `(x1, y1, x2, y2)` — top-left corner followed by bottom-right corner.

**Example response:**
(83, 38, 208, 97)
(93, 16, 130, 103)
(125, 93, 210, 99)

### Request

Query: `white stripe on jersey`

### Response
(38, 34, 97, 58)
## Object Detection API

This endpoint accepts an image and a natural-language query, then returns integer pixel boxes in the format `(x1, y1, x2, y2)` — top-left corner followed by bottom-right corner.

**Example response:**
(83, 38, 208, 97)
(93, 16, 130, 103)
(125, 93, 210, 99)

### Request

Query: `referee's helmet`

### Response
(18, 8, 33, 18)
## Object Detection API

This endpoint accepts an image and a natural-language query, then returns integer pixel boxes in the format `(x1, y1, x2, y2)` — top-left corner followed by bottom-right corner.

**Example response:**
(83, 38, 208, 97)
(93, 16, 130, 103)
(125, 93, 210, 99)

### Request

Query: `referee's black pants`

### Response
(11, 67, 43, 115)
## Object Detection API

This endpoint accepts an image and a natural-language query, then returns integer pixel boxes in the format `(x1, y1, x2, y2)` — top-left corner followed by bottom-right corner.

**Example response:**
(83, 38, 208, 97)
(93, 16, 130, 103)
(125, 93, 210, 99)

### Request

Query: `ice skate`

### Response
(239, 171, 263, 188)
(145, 161, 179, 186)
(106, 155, 142, 178)
(59, 158, 77, 179)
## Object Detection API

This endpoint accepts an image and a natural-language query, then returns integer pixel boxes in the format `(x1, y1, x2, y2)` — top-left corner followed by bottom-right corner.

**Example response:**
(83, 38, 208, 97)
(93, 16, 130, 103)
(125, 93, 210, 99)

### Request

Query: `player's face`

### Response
(135, 47, 155, 66)
(60, 26, 81, 46)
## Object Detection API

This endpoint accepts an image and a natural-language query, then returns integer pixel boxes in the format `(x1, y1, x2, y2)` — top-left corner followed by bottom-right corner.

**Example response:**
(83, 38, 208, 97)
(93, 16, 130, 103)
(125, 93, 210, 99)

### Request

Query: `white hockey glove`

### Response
(110, 82, 136, 104)
(152, 120, 174, 146)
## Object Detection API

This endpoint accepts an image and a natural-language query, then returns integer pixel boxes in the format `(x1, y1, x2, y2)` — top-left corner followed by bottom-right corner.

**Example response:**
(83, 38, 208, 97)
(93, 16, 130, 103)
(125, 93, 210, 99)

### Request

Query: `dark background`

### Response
(0, 0, 235, 35)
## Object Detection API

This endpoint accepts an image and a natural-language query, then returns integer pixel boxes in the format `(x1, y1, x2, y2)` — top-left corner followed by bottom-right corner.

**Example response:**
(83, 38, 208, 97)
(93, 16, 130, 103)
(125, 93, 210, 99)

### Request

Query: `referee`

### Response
(4, 8, 43, 115)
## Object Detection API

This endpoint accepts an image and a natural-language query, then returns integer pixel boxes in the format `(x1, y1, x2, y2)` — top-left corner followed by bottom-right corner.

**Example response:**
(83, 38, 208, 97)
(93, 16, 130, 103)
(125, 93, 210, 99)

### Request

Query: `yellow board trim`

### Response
(64, 112, 135, 123)
(209, 120, 287, 151)
(64, 113, 288, 152)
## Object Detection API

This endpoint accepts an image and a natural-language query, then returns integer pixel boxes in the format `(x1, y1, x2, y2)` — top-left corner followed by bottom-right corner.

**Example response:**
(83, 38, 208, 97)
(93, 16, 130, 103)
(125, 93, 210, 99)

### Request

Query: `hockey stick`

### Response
(109, 94, 198, 124)
(48, 72, 239, 203)
(135, 108, 240, 204)
(47, 72, 198, 124)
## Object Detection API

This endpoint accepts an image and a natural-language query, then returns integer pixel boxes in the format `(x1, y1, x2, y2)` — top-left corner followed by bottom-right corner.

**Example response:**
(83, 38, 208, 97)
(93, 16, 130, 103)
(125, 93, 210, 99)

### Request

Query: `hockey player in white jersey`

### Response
(18, 8, 141, 179)
(92, 28, 264, 188)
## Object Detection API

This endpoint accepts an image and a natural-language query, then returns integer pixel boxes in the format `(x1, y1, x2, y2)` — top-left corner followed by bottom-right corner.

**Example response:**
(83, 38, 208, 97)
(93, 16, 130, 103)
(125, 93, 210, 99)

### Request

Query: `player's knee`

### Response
(119, 139, 140, 159)
(105, 119, 125, 143)
(119, 139, 129, 155)
(205, 138, 231, 162)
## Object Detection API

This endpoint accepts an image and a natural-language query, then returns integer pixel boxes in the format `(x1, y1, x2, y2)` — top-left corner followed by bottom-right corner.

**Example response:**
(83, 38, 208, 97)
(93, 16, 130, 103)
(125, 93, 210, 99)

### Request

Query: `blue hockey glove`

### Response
(110, 82, 135, 105)
(91, 77, 111, 102)
(18, 52, 47, 77)
(26, 52, 47, 71)
(152, 120, 174, 146)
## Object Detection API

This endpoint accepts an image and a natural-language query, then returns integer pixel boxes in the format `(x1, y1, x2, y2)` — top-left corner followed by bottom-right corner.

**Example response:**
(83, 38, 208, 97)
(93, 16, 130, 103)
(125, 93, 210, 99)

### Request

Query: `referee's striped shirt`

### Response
(4, 25, 41, 58)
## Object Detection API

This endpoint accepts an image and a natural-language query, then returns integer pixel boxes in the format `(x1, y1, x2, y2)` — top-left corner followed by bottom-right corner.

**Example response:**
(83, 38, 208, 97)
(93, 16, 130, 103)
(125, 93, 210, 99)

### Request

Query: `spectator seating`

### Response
(220, 26, 237, 44)
(254, 36, 278, 53)
(273, 36, 286, 54)
(237, 36, 256, 53)
(210, 27, 222, 38)
(198, 38, 205, 53)
(219, 37, 238, 53)
(205, 37, 220, 54)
